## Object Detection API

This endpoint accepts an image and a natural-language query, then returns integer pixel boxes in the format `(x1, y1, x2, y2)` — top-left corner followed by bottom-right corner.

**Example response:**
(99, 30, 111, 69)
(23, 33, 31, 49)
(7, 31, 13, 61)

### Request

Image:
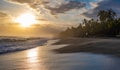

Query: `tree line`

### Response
(59, 9, 120, 38)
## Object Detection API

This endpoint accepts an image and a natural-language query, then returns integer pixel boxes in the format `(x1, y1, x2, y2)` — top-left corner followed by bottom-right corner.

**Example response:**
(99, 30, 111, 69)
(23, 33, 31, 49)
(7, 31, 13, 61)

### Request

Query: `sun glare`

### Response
(15, 13, 37, 27)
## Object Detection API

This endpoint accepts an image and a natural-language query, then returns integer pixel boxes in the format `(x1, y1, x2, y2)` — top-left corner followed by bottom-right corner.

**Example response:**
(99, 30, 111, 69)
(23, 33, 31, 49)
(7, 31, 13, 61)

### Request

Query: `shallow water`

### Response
(0, 40, 120, 70)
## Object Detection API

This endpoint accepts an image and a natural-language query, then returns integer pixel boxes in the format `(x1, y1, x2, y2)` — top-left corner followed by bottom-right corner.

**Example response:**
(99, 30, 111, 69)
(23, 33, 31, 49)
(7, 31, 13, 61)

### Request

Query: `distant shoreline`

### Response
(53, 38, 120, 57)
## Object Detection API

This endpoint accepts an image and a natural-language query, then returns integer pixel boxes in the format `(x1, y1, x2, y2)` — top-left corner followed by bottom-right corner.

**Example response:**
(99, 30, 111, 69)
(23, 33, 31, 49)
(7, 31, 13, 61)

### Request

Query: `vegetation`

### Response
(59, 9, 120, 38)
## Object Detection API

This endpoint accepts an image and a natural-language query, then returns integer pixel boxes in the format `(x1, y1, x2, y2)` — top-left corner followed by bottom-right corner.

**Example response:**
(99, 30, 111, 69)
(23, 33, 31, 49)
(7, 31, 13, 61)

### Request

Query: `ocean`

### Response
(0, 36, 47, 54)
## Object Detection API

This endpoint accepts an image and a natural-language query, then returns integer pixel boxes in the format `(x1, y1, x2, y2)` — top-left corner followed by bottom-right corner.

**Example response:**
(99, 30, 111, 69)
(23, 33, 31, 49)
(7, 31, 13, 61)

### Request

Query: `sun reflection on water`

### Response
(27, 48, 39, 63)
(26, 47, 47, 70)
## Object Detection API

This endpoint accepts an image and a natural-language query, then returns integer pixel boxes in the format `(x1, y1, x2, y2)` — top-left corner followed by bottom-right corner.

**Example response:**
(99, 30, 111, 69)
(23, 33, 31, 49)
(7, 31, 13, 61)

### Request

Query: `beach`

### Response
(0, 39, 120, 70)
(54, 38, 120, 56)
(1, 0, 120, 70)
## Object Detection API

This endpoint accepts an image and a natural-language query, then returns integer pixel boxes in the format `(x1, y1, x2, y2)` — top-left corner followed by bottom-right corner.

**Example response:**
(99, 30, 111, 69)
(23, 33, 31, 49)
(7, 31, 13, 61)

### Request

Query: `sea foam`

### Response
(0, 37, 47, 54)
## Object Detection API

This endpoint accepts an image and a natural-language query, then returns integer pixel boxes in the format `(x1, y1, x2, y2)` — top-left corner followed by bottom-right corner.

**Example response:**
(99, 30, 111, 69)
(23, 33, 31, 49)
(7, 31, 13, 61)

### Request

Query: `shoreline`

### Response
(53, 38, 120, 57)
(0, 39, 47, 55)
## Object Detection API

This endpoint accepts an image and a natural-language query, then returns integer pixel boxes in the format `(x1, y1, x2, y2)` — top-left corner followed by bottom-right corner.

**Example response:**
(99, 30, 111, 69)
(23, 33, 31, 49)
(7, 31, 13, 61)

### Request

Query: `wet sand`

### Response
(54, 38, 120, 56)
(0, 39, 120, 70)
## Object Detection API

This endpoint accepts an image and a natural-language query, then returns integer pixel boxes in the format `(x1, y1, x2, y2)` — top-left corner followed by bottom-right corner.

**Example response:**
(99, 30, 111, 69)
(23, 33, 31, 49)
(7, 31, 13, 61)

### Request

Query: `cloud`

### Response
(7, 0, 100, 15)
(0, 12, 10, 20)
(89, 2, 99, 8)
(0, 11, 12, 24)
(44, 1, 86, 15)
(37, 18, 48, 21)
(7, 0, 34, 4)
(0, 23, 63, 37)
(6, 0, 102, 24)
(84, 0, 120, 18)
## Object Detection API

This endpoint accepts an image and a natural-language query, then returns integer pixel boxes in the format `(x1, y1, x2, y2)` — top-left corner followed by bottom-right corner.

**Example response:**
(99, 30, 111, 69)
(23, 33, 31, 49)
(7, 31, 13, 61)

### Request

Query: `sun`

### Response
(15, 13, 37, 27)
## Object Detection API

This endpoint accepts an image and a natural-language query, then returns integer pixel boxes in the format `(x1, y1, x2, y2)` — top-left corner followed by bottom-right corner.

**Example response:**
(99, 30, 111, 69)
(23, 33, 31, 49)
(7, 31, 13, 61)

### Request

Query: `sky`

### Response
(0, 0, 120, 37)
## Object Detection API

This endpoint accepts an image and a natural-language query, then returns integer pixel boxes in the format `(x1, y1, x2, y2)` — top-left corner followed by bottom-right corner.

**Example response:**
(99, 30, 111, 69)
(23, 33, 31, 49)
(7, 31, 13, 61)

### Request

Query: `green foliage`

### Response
(59, 9, 120, 38)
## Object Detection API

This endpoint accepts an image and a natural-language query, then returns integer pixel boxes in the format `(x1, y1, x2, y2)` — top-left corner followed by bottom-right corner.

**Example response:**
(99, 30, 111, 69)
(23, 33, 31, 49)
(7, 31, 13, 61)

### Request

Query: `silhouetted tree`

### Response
(97, 9, 116, 22)
(59, 9, 120, 38)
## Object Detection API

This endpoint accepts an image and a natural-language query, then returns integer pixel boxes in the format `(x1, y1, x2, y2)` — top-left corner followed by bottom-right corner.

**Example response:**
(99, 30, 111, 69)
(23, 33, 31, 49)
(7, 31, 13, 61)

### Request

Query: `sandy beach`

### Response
(0, 39, 120, 70)
(54, 38, 120, 56)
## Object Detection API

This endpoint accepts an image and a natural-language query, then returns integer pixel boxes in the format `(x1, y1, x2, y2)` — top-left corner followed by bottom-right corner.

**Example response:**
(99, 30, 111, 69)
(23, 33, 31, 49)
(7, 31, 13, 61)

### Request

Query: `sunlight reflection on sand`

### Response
(26, 47, 47, 70)
(27, 48, 39, 63)
(0, 40, 119, 70)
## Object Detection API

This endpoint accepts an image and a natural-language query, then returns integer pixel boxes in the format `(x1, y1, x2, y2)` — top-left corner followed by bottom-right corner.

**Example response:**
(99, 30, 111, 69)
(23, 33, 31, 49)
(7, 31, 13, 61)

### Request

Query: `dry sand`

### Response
(53, 38, 120, 56)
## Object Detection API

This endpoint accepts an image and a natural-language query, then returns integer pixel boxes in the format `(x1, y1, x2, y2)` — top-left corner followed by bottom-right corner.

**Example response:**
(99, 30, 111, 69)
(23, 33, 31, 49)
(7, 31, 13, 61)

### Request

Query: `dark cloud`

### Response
(7, 0, 86, 15)
(85, 0, 120, 18)
(97, 0, 120, 16)
(6, 0, 104, 23)
(45, 1, 86, 15)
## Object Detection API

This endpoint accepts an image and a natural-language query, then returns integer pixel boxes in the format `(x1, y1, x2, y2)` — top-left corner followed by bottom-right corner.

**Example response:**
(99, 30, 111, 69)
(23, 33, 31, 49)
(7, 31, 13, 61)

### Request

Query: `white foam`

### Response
(0, 37, 47, 54)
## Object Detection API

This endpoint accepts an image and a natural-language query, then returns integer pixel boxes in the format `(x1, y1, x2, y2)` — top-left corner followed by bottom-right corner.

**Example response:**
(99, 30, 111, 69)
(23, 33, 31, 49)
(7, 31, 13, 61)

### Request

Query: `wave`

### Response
(0, 37, 47, 54)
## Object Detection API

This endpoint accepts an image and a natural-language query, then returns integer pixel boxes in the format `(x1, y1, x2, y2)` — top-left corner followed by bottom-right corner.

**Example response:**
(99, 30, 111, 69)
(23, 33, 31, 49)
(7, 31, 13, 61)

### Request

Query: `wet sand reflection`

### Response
(26, 47, 47, 70)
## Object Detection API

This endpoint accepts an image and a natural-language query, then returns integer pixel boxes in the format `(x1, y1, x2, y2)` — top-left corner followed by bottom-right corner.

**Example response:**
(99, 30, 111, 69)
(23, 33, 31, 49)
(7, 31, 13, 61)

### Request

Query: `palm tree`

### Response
(108, 9, 116, 20)
(97, 9, 116, 22)
(97, 10, 107, 22)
